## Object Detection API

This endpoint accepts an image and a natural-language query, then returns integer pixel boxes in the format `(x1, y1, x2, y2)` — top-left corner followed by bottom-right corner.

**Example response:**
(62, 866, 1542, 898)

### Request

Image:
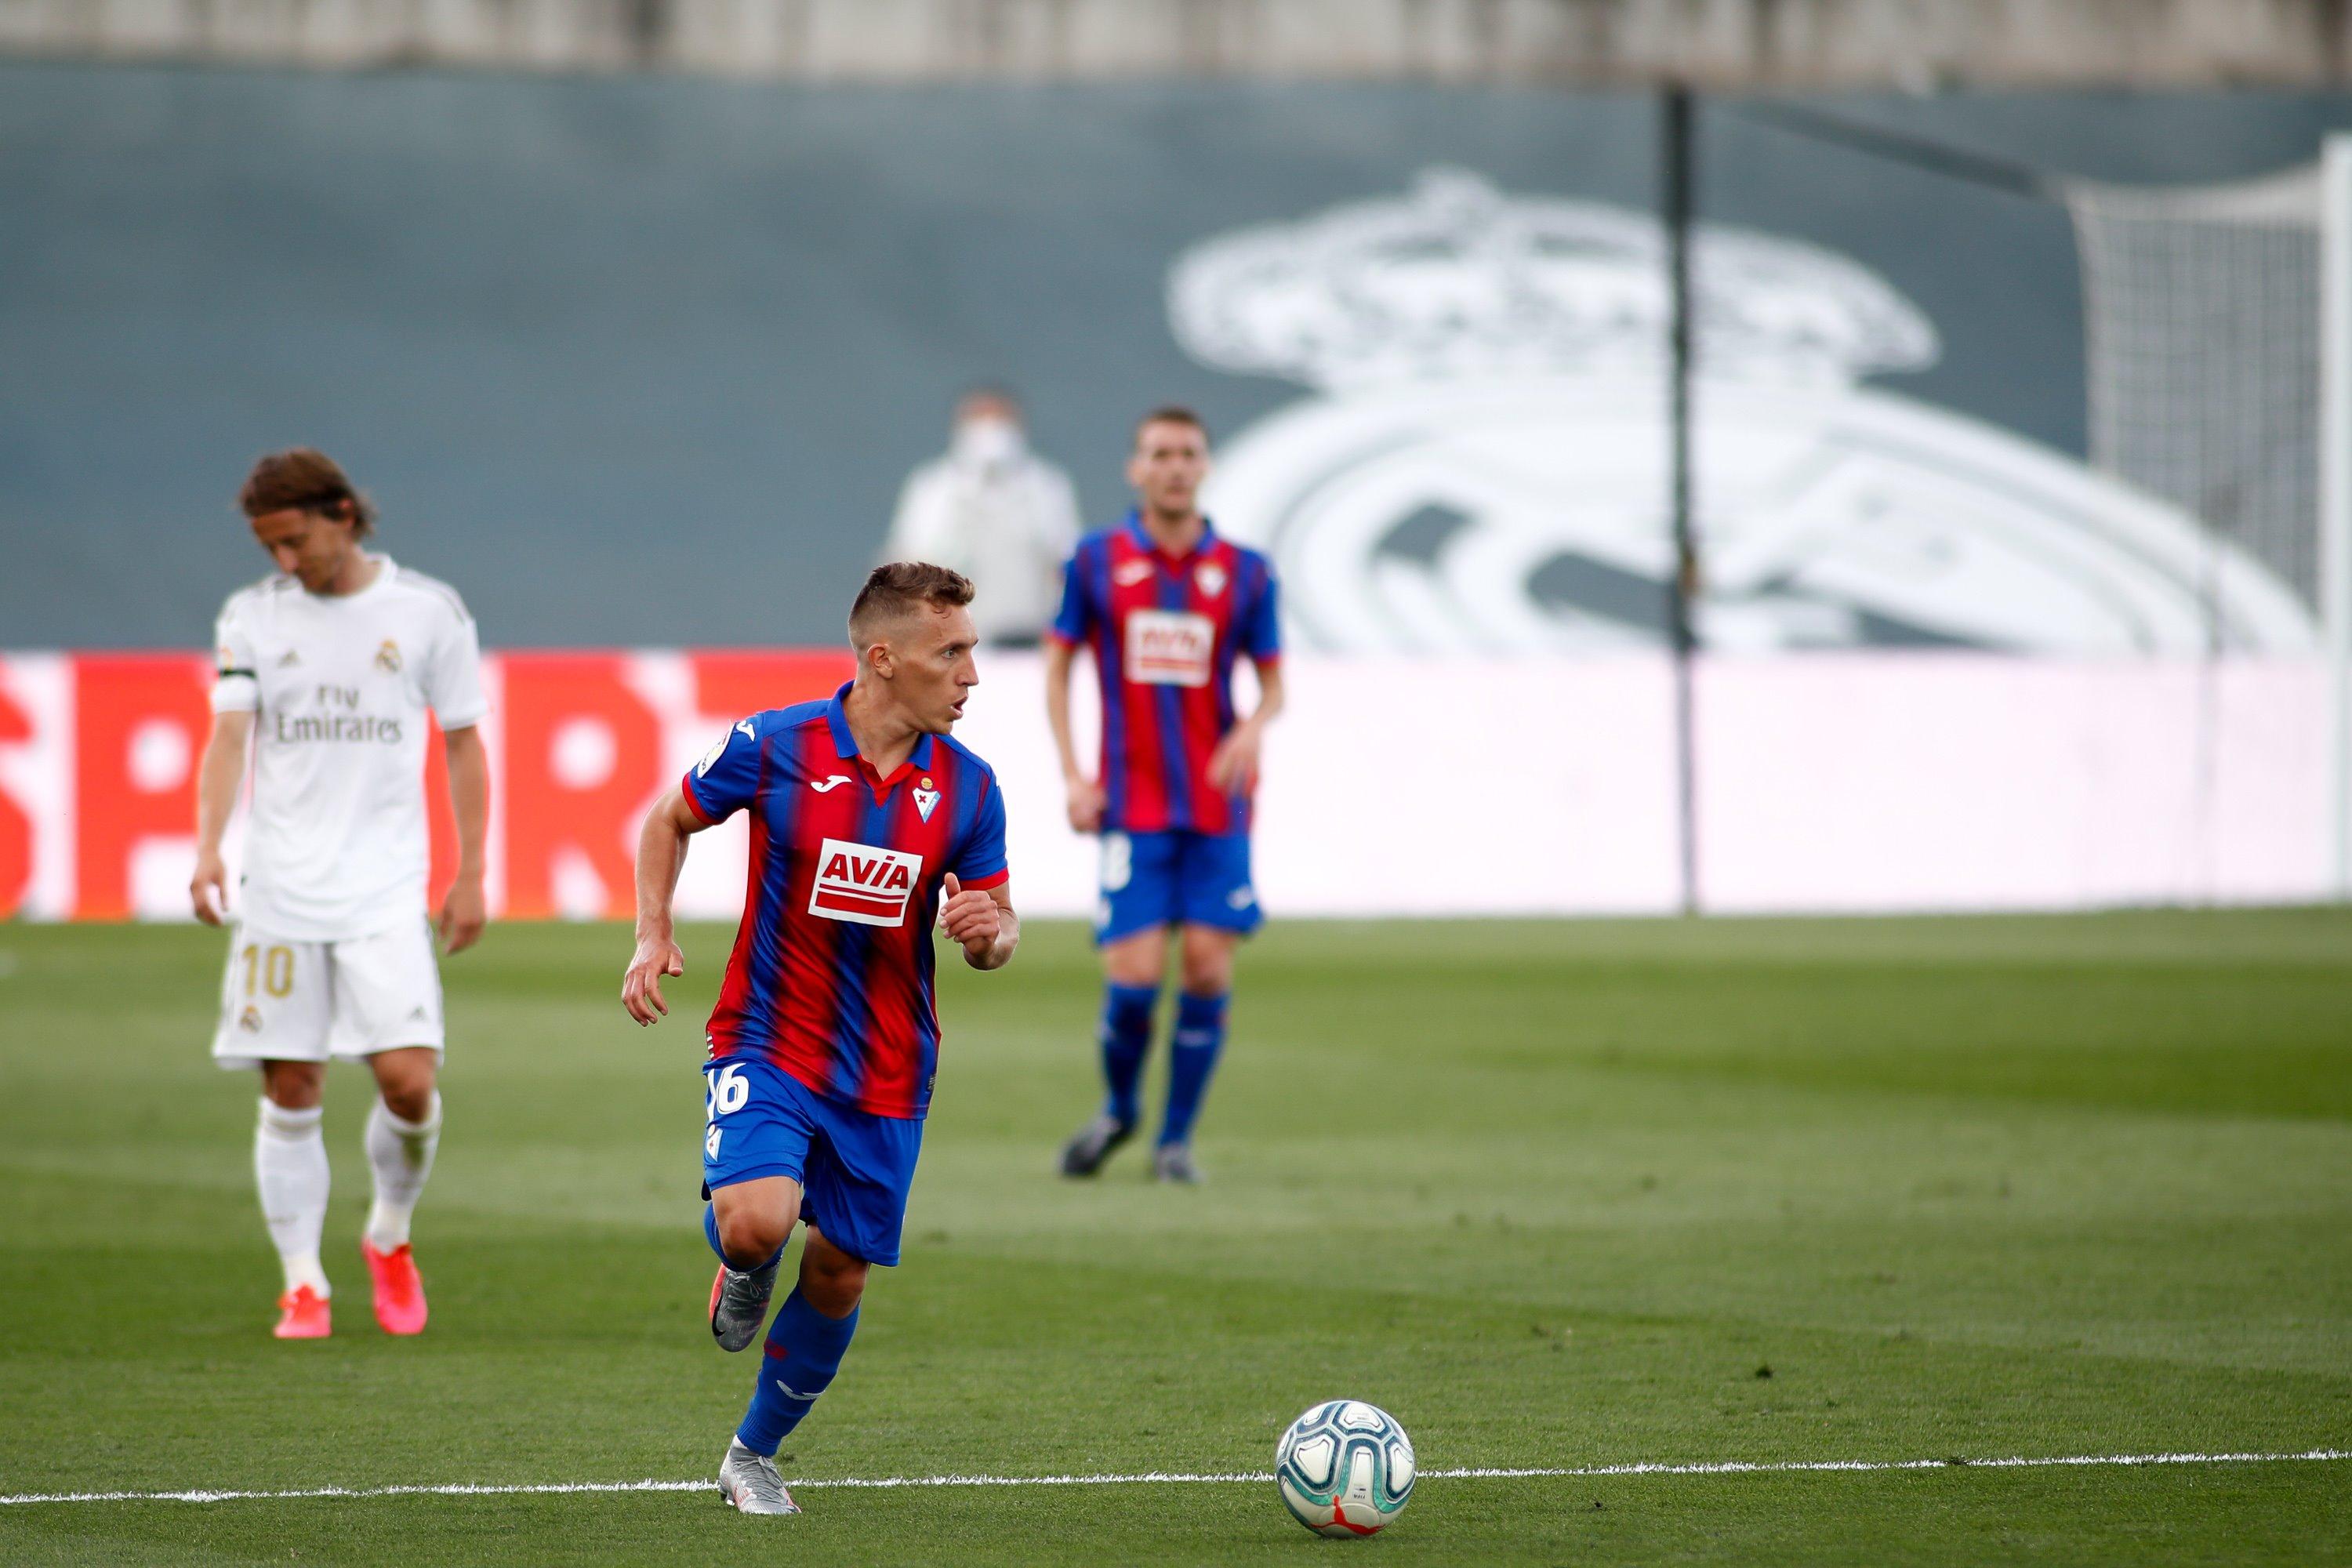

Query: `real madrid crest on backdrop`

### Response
(1171, 169, 2315, 657)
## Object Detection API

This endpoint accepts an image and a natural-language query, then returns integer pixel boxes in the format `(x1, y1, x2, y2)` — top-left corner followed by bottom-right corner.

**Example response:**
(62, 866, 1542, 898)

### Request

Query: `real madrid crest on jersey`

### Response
(375, 639, 403, 674)
(1169, 169, 2315, 655)
(913, 777, 941, 823)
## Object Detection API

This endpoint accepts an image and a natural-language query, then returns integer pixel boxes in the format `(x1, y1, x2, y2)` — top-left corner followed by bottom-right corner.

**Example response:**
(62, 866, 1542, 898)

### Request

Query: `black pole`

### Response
(1664, 84, 1700, 917)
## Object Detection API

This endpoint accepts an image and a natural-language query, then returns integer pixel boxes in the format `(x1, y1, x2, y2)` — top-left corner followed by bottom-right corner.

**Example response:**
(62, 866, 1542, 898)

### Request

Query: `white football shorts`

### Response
(210, 918, 446, 1069)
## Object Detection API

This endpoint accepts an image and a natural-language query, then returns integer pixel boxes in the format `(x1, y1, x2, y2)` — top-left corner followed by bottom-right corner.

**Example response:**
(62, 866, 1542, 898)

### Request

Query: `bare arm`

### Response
(437, 724, 490, 954)
(190, 710, 254, 925)
(1207, 656, 1286, 793)
(622, 789, 710, 1025)
(938, 873, 1020, 971)
(1044, 637, 1103, 832)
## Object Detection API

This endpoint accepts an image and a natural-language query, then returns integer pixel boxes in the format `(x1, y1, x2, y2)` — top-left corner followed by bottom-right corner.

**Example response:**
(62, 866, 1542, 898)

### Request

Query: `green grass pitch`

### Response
(1, 912, 2347, 1564)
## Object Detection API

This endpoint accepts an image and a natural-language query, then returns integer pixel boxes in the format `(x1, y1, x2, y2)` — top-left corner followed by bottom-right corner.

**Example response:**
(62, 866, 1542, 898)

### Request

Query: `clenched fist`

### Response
(938, 873, 1004, 964)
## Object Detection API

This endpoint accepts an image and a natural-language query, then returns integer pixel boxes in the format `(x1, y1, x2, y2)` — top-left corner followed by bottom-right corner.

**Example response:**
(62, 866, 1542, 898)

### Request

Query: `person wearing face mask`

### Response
(881, 389, 1084, 646)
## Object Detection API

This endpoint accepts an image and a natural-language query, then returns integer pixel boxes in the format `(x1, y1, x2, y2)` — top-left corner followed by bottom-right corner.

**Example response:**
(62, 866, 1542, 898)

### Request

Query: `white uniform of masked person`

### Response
(882, 401, 1083, 646)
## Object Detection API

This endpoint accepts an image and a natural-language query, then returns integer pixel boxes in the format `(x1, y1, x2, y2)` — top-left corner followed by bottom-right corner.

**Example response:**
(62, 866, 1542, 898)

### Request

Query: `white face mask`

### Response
(952, 416, 1025, 467)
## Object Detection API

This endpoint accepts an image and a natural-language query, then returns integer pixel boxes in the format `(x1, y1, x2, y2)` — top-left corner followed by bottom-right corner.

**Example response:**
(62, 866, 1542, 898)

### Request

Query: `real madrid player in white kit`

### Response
(191, 449, 492, 1340)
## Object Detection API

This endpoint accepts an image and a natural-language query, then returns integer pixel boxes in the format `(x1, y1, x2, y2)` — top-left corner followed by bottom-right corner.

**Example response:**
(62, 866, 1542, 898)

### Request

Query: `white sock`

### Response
(255, 1098, 330, 1298)
(365, 1092, 441, 1251)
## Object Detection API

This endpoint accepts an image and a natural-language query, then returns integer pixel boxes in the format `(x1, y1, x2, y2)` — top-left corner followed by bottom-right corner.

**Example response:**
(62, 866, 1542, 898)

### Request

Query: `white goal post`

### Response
(2321, 134, 2352, 898)
(2067, 134, 2352, 899)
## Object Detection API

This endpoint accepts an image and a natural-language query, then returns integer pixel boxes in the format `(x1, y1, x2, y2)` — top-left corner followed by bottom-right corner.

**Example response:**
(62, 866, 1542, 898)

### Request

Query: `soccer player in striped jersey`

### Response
(1044, 406, 1284, 1185)
(622, 562, 1019, 1518)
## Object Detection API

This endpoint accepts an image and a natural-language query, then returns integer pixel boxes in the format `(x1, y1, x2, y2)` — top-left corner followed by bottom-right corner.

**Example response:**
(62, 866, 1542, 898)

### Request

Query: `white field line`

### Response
(0, 1449, 2343, 1507)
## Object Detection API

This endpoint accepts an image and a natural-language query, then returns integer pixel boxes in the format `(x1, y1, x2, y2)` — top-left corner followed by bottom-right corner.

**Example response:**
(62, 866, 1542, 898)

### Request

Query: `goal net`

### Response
(2066, 143, 2352, 895)
(2064, 162, 2326, 633)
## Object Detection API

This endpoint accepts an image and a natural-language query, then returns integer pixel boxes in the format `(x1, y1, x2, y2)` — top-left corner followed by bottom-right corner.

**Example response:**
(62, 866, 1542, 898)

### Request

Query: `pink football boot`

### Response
(272, 1284, 332, 1340)
(361, 1240, 429, 1335)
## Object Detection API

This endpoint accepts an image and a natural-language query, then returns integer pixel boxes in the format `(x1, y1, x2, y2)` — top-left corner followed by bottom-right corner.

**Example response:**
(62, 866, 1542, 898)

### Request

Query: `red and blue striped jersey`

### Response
(1047, 514, 1281, 836)
(681, 683, 1010, 1120)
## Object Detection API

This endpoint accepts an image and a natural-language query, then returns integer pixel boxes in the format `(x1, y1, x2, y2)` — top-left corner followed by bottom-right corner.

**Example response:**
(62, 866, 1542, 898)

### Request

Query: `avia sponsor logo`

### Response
(808, 838, 924, 927)
(1125, 608, 1215, 688)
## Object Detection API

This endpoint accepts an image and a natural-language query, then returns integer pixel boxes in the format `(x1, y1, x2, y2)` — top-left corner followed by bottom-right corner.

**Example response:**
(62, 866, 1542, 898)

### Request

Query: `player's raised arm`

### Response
(191, 709, 254, 925)
(623, 788, 710, 1025)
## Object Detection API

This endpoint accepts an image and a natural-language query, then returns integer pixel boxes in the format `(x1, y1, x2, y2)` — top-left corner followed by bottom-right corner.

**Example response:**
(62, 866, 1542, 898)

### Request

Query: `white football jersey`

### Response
(212, 557, 488, 942)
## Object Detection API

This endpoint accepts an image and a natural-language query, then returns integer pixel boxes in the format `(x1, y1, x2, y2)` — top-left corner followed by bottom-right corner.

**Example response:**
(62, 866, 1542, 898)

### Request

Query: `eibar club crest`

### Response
(913, 779, 941, 823)
(1169, 169, 2314, 656)
(1195, 561, 1228, 597)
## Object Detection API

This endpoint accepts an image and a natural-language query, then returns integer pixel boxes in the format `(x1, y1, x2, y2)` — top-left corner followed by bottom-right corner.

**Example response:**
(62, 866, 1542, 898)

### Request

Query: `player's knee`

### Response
(369, 1049, 438, 1121)
(378, 1077, 434, 1123)
(260, 1062, 325, 1110)
(1178, 933, 1234, 996)
(800, 1250, 869, 1317)
(1101, 930, 1167, 989)
(717, 1202, 795, 1266)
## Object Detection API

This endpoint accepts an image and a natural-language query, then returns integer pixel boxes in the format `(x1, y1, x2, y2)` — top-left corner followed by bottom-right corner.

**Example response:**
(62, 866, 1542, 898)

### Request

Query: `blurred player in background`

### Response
(622, 562, 1020, 1518)
(191, 448, 491, 1340)
(880, 387, 1083, 645)
(1046, 407, 1283, 1184)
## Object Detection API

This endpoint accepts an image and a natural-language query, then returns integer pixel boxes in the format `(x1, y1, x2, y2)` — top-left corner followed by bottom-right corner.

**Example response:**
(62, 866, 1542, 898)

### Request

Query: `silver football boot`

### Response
(1058, 1113, 1136, 1178)
(715, 1439, 800, 1514)
(1153, 1143, 1203, 1185)
(709, 1257, 781, 1352)
(717, 1438, 800, 1515)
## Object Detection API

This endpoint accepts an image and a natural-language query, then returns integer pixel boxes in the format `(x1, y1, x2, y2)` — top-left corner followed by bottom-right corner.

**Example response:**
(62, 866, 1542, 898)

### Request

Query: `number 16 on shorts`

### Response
(704, 1063, 750, 1159)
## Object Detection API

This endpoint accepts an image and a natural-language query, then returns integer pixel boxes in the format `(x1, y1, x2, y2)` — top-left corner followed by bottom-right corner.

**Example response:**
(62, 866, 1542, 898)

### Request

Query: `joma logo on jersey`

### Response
(808, 838, 925, 927)
(1125, 608, 1215, 688)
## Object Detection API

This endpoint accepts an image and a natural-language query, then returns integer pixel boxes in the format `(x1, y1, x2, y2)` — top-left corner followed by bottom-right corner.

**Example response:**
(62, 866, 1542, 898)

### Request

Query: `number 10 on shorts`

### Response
(704, 1064, 749, 1158)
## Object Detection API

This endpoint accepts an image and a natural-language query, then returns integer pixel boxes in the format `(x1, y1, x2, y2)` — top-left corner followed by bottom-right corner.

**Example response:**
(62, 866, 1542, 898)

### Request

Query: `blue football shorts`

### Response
(700, 1054, 924, 1267)
(1094, 829, 1263, 946)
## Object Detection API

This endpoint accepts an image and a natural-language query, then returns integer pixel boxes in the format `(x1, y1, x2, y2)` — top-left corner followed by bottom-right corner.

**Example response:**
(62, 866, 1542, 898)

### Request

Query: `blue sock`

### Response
(705, 1203, 782, 1272)
(1159, 991, 1229, 1148)
(1099, 983, 1159, 1127)
(737, 1287, 859, 1455)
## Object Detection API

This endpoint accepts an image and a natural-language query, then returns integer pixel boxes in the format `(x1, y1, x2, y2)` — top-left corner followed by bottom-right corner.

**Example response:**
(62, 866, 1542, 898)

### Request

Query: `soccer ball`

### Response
(1273, 1399, 1415, 1537)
